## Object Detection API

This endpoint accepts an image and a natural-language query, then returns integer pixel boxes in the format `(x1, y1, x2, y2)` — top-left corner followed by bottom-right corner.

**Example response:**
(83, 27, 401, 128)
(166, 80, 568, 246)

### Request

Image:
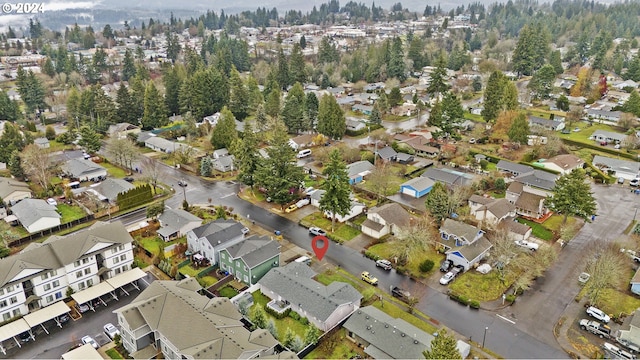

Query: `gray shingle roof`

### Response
(401, 177, 434, 193)
(259, 262, 362, 322)
(369, 203, 412, 228)
(440, 219, 482, 243)
(593, 155, 640, 176)
(94, 178, 135, 201)
(514, 170, 558, 191)
(0, 221, 132, 287)
(421, 168, 465, 186)
(377, 146, 397, 160)
(347, 161, 374, 177)
(158, 209, 201, 230)
(496, 160, 533, 175)
(223, 235, 279, 268)
(0, 178, 30, 199)
(114, 279, 278, 359)
(528, 115, 562, 129)
(448, 236, 492, 262)
(62, 158, 106, 178)
(343, 306, 434, 359)
(191, 219, 245, 246)
(482, 198, 516, 219)
(11, 199, 60, 229)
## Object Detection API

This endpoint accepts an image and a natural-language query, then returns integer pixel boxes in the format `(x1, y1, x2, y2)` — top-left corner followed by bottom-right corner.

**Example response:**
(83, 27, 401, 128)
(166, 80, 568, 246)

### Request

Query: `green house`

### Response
(219, 235, 281, 286)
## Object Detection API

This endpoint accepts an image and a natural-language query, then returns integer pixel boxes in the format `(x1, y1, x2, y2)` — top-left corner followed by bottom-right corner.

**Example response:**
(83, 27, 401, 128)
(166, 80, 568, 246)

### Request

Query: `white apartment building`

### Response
(0, 221, 134, 321)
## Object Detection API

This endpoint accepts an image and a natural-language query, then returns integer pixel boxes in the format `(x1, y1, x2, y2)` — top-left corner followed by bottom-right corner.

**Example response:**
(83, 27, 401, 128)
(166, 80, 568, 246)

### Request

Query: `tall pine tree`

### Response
(320, 149, 352, 232)
(317, 94, 346, 140)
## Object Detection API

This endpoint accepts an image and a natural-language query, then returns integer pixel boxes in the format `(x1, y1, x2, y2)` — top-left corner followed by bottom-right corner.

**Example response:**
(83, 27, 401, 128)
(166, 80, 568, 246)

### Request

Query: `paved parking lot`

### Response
(0, 271, 154, 359)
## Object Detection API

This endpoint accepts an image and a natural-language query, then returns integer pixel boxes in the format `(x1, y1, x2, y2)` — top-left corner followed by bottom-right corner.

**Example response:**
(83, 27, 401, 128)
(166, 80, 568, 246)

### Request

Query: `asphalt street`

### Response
(153, 161, 567, 359)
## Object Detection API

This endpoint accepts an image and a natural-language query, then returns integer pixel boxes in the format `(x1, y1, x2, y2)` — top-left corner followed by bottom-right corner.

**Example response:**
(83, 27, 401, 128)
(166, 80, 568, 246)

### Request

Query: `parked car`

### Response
(631, 179, 639, 187)
(361, 271, 379, 286)
(58, 314, 70, 325)
(619, 177, 625, 184)
(284, 204, 298, 213)
(19, 332, 32, 343)
(81, 335, 99, 349)
(309, 227, 327, 237)
(439, 271, 456, 285)
(104, 323, 120, 340)
(469, 138, 476, 144)
(451, 264, 465, 276)
(123, 177, 134, 183)
(440, 259, 453, 272)
(580, 318, 611, 339)
(375, 259, 392, 270)
(515, 239, 539, 251)
(391, 286, 411, 301)
(76, 303, 90, 313)
(296, 198, 310, 208)
(46, 198, 57, 206)
(587, 306, 611, 323)
(615, 144, 622, 149)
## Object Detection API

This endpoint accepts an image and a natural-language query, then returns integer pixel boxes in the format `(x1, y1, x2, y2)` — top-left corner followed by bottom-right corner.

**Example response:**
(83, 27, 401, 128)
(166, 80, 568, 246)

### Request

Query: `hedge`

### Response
(469, 300, 480, 309)
(561, 138, 638, 161)
(116, 184, 153, 210)
(346, 123, 382, 137)
(264, 303, 291, 319)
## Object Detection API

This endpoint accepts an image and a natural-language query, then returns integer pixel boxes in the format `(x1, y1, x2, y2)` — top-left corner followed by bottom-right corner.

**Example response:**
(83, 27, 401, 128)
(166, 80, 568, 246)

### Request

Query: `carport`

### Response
(71, 282, 116, 310)
(105, 268, 147, 296)
(23, 301, 71, 333)
(0, 318, 30, 354)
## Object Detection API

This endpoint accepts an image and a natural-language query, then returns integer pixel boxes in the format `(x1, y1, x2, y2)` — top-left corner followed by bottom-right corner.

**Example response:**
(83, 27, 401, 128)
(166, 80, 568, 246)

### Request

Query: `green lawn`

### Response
(559, 122, 617, 143)
(463, 112, 484, 122)
(219, 286, 239, 298)
(138, 236, 184, 256)
(101, 162, 128, 178)
(366, 242, 443, 279)
(178, 264, 202, 277)
(543, 214, 578, 232)
(372, 300, 437, 334)
(199, 275, 218, 287)
(316, 268, 365, 291)
(300, 213, 361, 243)
(305, 328, 365, 359)
(48, 140, 74, 152)
(250, 291, 309, 341)
(449, 270, 518, 302)
(57, 204, 87, 223)
(516, 218, 554, 241)
(105, 348, 124, 359)
(359, 175, 405, 196)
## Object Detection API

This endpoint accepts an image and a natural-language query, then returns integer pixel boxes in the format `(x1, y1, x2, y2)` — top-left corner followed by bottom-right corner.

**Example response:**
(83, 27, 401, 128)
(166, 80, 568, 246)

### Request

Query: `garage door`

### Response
(402, 187, 416, 197)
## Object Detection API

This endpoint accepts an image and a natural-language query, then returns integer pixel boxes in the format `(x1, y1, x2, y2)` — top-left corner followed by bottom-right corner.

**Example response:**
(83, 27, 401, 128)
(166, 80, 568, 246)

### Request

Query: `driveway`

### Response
(499, 184, 639, 347)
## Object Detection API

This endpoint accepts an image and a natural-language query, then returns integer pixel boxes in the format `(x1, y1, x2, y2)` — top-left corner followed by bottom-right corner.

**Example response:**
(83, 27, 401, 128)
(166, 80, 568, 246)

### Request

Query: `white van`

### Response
(297, 149, 312, 158)
(294, 256, 311, 265)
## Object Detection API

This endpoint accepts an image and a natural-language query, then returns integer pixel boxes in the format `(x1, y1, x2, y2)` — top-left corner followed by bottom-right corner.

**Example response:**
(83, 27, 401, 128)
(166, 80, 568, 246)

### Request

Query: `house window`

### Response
(82, 258, 89, 264)
(46, 295, 53, 303)
(53, 280, 60, 288)
(51, 270, 57, 276)
(112, 248, 117, 254)
(0, 300, 7, 308)
(78, 282, 85, 290)
(55, 292, 62, 299)
(441, 233, 449, 240)
(119, 244, 125, 251)
(0, 289, 3, 296)
(74, 260, 81, 267)
(115, 268, 121, 275)
(120, 254, 126, 261)
(44, 283, 51, 291)
(244, 275, 248, 283)
(84, 268, 91, 275)
(11, 309, 19, 317)
(76, 271, 82, 278)
(6, 285, 13, 293)
(122, 265, 128, 271)
(87, 279, 93, 287)
(41, 273, 49, 280)
(114, 257, 120, 264)
(9, 297, 17, 304)
(2, 313, 9, 321)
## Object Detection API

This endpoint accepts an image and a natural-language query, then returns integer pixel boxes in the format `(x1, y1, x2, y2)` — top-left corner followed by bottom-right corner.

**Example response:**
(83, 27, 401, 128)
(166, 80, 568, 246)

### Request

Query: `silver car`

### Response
(104, 323, 120, 340)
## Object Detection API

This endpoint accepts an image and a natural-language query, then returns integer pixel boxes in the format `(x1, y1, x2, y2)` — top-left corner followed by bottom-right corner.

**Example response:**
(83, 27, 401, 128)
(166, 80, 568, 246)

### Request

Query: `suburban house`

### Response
(218, 235, 280, 286)
(186, 219, 247, 265)
(439, 219, 492, 271)
(352, 104, 373, 115)
(61, 344, 102, 360)
(309, 190, 366, 222)
(615, 309, 640, 352)
(346, 118, 366, 132)
(528, 116, 565, 132)
(343, 306, 471, 359)
(497, 160, 533, 177)
(107, 123, 140, 139)
(93, 178, 135, 203)
(288, 134, 315, 150)
(631, 268, 640, 296)
(212, 155, 235, 173)
(400, 136, 439, 158)
(347, 161, 374, 184)
(10, 199, 61, 233)
(539, 154, 584, 175)
(61, 159, 108, 182)
(468, 195, 517, 226)
(586, 109, 622, 122)
(591, 130, 627, 144)
(0, 221, 133, 321)
(500, 220, 533, 241)
(144, 136, 191, 154)
(34, 137, 50, 149)
(157, 209, 202, 241)
(400, 177, 435, 198)
(377, 146, 397, 162)
(114, 278, 282, 359)
(513, 170, 558, 193)
(201, 113, 220, 127)
(258, 262, 362, 332)
(396, 153, 414, 164)
(506, 182, 550, 220)
(361, 203, 413, 239)
(593, 155, 640, 180)
(421, 168, 470, 187)
(0, 178, 31, 205)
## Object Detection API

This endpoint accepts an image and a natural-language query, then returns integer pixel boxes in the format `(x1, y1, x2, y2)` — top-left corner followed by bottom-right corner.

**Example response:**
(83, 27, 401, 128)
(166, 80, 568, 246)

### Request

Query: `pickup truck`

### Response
(580, 318, 612, 339)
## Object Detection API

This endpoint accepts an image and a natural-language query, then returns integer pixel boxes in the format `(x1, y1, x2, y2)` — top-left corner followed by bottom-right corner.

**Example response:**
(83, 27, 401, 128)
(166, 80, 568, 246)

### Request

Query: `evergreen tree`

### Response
(121, 48, 137, 81)
(407, 37, 424, 71)
(502, 81, 519, 111)
(43, 57, 55, 77)
(254, 126, 305, 208)
(265, 87, 281, 119)
(546, 169, 597, 223)
(369, 103, 382, 125)
(317, 94, 346, 140)
(200, 156, 213, 176)
(141, 82, 168, 130)
(427, 55, 450, 98)
(624, 90, 640, 117)
(304, 325, 321, 345)
(0, 91, 20, 122)
(388, 37, 406, 81)
(299, 35, 307, 49)
(424, 329, 462, 359)
(210, 107, 238, 150)
(507, 113, 530, 144)
(16, 68, 46, 114)
(9, 150, 24, 179)
(78, 125, 102, 153)
(163, 65, 183, 117)
(235, 122, 259, 188)
(229, 67, 249, 120)
(128, 77, 146, 124)
(482, 70, 509, 122)
(282, 82, 306, 133)
(430, 92, 463, 140)
(425, 182, 450, 224)
(289, 43, 306, 84)
(116, 83, 137, 124)
(388, 87, 403, 107)
(549, 50, 564, 75)
(246, 75, 264, 113)
(305, 92, 319, 129)
(556, 94, 570, 112)
(320, 149, 352, 232)
(528, 64, 556, 100)
(0, 123, 29, 163)
(318, 37, 338, 64)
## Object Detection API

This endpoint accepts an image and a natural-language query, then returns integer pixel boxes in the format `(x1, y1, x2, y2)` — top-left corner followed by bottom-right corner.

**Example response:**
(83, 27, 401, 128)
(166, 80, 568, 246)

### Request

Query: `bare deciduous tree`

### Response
(21, 144, 54, 191)
(391, 213, 437, 265)
(140, 156, 162, 194)
(583, 242, 625, 305)
(367, 162, 394, 201)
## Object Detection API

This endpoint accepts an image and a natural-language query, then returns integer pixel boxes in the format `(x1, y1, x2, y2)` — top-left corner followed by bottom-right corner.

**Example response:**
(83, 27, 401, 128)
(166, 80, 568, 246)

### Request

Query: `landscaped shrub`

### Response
(457, 295, 469, 306)
(469, 300, 480, 309)
(448, 292, 459, 301)
(419, 259, 435, 273)
(363, 250, 379, 260)
(289, 311, 301, 320)
(300, 317, 309, 325)
(505, 294, 516, 303)
(264, 304, 291, 319)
